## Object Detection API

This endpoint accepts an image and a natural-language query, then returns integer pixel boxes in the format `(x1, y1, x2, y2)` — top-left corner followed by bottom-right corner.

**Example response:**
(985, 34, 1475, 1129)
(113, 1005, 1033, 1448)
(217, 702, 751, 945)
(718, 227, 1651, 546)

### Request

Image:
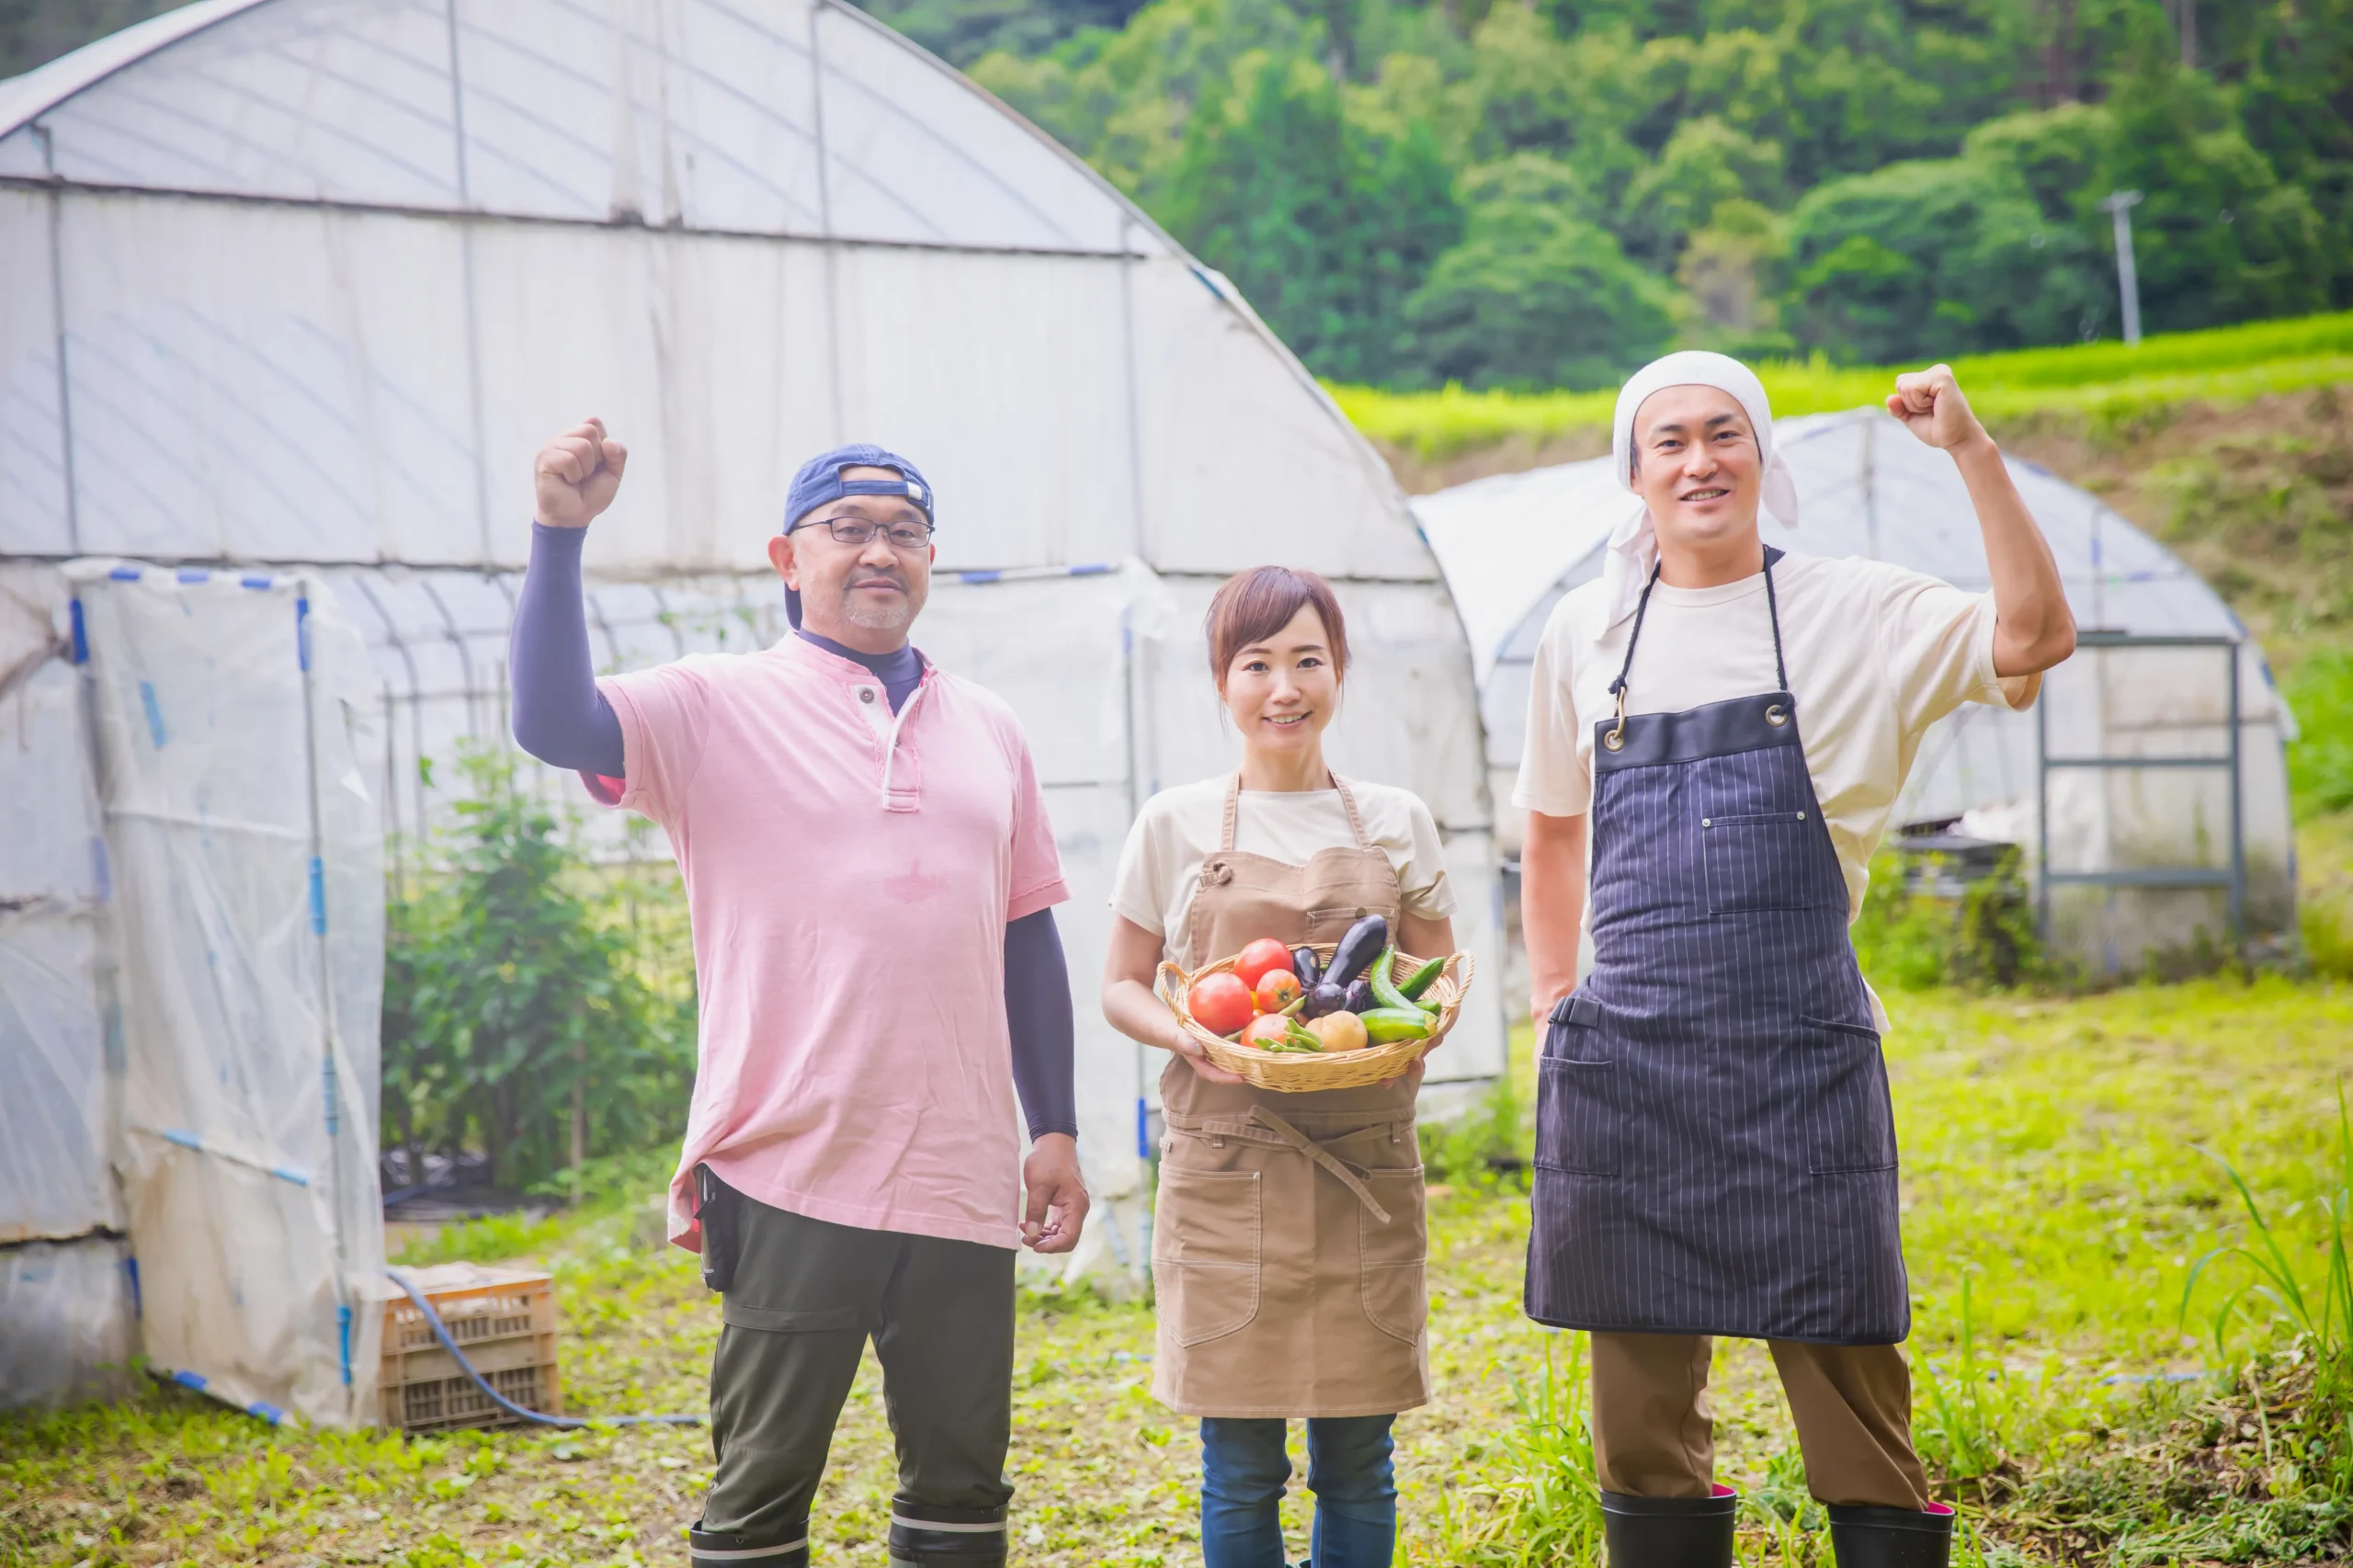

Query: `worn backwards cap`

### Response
(780, 443, 936, 628)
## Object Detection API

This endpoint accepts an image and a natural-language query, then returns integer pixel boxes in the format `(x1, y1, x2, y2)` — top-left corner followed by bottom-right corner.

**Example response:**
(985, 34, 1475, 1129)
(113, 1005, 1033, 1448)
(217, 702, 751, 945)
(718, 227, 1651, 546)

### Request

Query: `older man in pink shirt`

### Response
(511, 419, 1088, 1568)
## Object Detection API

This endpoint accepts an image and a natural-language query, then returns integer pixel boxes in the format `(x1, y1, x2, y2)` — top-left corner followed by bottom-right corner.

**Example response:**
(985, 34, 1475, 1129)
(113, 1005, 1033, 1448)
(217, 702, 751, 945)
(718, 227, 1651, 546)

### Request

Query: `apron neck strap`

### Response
(1609, 545, 1790, 717)
(1328, 771, 1372, 850)
(1220, 768, 1371, 852)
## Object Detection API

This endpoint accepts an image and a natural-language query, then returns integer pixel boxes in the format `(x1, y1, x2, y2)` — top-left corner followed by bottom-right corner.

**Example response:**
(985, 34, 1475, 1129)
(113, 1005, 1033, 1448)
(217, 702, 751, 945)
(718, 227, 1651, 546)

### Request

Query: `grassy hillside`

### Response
(1338, 308, 2353, 463)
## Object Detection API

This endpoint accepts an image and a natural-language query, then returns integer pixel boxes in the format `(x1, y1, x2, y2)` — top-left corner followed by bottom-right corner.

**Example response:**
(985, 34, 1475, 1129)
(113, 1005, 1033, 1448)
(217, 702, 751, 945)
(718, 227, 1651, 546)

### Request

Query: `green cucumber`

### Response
(1368, 948, 1418, 1013)
(1396, 956, 1446, 1008)
(1359, 1006, 1433, 1043)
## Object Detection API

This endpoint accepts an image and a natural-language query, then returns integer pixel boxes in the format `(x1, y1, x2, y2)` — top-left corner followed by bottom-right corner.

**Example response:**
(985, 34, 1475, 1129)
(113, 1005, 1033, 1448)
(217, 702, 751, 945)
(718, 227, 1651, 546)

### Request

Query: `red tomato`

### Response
(1188, 971, 1255, 1037)
(1233, 937, 1294, 992)
(1241, 1015, 1292, 1051)
(1254, 970, 1302, 1014)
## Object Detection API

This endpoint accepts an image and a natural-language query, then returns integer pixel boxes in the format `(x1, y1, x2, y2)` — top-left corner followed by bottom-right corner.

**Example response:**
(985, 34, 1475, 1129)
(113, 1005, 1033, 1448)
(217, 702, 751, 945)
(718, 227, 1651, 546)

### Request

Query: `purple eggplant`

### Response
(1291, 946, 1323, 991)
(1343, 977, 1376, 1015)
(1327, 915, 1390, 988)
(1303, 982, 1347, 1019)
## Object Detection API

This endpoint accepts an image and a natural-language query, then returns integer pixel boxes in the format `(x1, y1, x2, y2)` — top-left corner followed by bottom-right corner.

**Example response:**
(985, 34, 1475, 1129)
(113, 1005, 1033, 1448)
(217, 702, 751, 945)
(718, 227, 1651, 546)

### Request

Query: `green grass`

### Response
(1333, 310, 2353, 459)
(8, 979, 2350, 1565)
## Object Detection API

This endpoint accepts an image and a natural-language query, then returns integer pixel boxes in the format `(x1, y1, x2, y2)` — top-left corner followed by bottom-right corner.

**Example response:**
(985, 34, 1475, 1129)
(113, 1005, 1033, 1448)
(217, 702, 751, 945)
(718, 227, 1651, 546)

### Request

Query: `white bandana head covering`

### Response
(1601, 350, 1800, 627)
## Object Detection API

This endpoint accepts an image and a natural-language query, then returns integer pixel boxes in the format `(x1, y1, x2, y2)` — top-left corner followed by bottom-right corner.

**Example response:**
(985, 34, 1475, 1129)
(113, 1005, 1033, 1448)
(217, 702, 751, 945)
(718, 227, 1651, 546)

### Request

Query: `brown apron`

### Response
(1150, 774, 1430, 1419)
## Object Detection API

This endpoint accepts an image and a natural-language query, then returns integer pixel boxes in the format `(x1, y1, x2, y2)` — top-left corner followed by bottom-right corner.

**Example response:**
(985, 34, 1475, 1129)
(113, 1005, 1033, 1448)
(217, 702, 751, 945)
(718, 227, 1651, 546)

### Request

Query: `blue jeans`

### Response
(1198, 1415, 1397, 1568)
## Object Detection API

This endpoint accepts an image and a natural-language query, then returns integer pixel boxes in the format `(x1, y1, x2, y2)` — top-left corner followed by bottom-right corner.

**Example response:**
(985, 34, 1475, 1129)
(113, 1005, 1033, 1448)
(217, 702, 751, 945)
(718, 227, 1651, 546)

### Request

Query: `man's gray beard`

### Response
(839, 588, 917, 633)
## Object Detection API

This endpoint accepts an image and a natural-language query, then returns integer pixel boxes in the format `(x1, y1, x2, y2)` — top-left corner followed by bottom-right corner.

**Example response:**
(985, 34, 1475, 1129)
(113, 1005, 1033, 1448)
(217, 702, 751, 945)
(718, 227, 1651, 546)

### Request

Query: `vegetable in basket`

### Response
(1233, 938, 1294, 991)
(1188, 971, 1254, 1037)
(1291, 947, 1322, 990)
(1327, 915, 1389, 988)
(1302, 982, 1347, 1019)
(1367, 947, 1420, 1014)
(1254, 970, 1302, 1012)
(1342, 978, 1376, 1014)
(1304, 1011, 1369, 1052)
(1360, 1007, 1433, 1043)
(1397, 956, 1446, 1005)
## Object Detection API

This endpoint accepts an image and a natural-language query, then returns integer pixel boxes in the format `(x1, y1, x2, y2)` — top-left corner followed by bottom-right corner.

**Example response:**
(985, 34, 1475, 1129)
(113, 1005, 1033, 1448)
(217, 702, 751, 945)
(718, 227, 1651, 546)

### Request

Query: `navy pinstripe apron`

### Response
(1525, 549, 1909, 1346)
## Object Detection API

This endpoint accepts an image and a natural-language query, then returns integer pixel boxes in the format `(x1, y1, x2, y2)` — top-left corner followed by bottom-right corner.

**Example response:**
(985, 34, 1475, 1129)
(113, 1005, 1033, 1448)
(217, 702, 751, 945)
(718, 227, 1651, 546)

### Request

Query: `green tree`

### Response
(2101, 37, 2333, 332)
(1788, 153, 2109, 361)
(1161, 45, 1462, 380)
(1404, 154, 1683, 388)
(382, 749, 695, 1194)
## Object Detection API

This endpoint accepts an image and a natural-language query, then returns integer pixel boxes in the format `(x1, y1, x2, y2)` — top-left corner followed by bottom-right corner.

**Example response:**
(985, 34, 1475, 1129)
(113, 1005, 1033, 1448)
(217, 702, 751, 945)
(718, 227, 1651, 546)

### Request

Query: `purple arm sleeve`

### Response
(510, 523, 626, 778)
(1005, 909, 1078, 1141)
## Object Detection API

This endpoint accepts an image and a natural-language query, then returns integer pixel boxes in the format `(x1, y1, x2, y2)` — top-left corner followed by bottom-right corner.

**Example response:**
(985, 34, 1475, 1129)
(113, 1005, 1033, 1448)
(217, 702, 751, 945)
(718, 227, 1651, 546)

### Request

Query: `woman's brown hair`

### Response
(1205, 567, 1349, 688)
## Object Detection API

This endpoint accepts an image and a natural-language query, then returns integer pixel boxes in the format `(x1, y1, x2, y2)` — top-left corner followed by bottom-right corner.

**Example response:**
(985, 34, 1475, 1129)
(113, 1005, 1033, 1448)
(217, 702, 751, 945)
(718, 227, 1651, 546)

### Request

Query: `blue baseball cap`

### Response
(781, 444, 935, 628)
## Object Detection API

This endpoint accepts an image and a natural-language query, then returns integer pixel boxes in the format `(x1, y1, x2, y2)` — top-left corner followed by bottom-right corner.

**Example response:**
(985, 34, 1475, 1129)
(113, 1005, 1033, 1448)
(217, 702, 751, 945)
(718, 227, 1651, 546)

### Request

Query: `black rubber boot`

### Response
(1826, 1502, 1955, 1568)
(687, 1517, 809, 1568)
(1600, 1486, 1738, 1568)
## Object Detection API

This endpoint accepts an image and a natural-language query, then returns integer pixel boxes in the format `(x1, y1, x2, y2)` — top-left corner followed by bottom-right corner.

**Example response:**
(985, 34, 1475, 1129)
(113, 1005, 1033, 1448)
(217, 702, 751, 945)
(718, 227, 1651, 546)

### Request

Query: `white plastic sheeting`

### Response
(43, 564, 387, 1424)
(1414, 407, 2297, 964)
(0, 1238, 138, 1408)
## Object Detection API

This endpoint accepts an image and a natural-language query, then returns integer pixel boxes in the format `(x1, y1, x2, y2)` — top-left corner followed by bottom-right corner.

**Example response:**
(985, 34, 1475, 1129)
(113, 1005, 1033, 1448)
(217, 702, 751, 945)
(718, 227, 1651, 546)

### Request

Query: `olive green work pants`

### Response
(1590, 1332, 1932, 1510)
(692, 1192, 1016, 1568)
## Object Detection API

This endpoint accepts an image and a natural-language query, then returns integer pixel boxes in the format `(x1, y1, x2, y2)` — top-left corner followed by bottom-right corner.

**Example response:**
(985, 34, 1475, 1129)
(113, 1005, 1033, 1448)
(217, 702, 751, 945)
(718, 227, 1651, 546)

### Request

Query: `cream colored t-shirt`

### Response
(1513, 550, 2038, 927)
(1112, 775, 1457, 964)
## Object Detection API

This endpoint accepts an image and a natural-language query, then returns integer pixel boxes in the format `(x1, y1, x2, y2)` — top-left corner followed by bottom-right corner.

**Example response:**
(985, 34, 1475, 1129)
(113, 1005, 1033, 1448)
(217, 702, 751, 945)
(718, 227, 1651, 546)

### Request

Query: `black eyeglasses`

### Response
(788, 516, 935, 550)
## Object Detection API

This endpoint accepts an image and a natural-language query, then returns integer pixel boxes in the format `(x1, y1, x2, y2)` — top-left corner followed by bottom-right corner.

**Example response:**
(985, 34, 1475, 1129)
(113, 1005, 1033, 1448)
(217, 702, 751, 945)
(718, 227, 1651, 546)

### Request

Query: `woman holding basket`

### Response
(1102, 566, 1459, 1568)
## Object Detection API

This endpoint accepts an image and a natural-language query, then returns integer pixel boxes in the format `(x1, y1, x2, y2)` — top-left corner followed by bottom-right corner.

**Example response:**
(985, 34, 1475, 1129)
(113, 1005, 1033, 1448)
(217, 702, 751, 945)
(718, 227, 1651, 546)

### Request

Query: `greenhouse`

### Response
(0, 0, 1504, 1421)
(1414, 406, 2298, 981)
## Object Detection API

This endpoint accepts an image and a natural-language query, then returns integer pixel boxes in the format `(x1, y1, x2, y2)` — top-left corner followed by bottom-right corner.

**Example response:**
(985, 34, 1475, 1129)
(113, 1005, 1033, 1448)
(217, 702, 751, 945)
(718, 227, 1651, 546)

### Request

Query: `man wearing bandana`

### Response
(1516, 356, 2077, 1568)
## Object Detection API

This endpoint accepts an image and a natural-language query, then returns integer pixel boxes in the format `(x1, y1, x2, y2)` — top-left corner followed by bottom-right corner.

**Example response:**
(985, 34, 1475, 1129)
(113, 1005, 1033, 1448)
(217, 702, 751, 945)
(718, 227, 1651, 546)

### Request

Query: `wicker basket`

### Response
(1154, 943, 1475, 1092)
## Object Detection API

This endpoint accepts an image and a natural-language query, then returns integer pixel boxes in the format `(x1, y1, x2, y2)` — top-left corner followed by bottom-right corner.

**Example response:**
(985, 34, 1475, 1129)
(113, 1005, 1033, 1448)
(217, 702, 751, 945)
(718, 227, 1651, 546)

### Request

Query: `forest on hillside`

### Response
(859, 0, 2353, 389)
(9, 3, 2351, 389)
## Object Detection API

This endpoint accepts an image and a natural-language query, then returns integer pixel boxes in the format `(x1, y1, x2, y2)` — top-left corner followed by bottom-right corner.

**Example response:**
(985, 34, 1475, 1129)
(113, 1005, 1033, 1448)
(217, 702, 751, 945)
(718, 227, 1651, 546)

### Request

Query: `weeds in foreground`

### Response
(2184, 1080, 2353, 1502)
(1424, 1335, 1604, 1566)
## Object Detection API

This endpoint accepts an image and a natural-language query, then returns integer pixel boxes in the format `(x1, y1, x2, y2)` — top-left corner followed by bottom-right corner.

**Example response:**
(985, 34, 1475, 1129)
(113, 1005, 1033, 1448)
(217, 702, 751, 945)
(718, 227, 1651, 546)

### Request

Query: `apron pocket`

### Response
(1535, 1057, 1621, 1177)
(1153, 1165, 1263, 1346)
(1358, 1165, 1428, 1345)
(1701, 812, 1838, 913)
(1797, 1017, 1899, 1174)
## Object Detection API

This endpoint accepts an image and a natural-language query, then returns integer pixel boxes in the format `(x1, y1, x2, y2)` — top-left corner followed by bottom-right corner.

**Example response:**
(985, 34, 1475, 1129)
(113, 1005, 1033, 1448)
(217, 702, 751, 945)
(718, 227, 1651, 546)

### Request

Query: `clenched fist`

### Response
(535, 417, 629, 528)
(1886, 365, 1989, 452)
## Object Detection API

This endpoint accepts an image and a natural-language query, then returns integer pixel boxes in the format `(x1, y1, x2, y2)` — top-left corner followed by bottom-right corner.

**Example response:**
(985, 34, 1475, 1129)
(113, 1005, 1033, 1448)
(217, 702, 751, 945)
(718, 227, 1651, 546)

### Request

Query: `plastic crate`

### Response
(381, 1263, 563, 1433)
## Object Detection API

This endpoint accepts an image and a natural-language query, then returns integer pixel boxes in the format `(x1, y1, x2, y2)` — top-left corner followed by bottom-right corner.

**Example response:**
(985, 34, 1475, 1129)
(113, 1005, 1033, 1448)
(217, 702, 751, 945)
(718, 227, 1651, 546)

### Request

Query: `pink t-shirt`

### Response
(600, 636, 1068, 1252)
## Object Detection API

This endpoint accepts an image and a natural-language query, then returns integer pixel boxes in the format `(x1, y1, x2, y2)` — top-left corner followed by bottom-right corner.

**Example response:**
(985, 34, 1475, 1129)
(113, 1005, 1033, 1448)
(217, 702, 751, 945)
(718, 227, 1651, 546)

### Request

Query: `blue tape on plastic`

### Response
(270, 1164, 312, 1187)
(959, 569, 1003, 584)
(1070, 562, 1114, 576)
(338, 1303, 353, 1386)
(163, 1128, 201, 1151)
(247, 1401, 287, 1425)
(176, 567, 209, 584)
(69, 600, 86, 663)
(126, 1256, 141, 1319)
(296, 597, 311, 671)
(108, 565, 140, 581)
(307, 857, 325, 934)
(323, 1053, 338, 1138)
(139, 680, 167, 749)
(173, 1369, 208, 1391)
(1136, 1096, 1148, 1161)
(241, 574, 273, 590)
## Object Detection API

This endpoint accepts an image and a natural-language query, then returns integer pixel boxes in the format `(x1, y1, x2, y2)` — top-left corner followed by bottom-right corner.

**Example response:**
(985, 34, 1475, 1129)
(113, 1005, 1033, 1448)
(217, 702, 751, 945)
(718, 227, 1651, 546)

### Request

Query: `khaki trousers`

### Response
(1589, 1333, 1930, 1509)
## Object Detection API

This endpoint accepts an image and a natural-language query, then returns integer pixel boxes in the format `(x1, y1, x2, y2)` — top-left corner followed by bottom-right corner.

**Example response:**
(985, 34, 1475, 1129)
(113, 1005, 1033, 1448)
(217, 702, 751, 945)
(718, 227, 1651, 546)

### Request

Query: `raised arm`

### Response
(512, 419, 630, 776)
(1888, 367, 2077, 677)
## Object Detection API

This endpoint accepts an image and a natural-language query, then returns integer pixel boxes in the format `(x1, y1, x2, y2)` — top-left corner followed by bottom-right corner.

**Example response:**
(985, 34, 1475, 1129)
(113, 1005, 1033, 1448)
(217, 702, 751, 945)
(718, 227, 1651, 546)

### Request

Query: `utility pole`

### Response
(2101, 189, 2144, 346)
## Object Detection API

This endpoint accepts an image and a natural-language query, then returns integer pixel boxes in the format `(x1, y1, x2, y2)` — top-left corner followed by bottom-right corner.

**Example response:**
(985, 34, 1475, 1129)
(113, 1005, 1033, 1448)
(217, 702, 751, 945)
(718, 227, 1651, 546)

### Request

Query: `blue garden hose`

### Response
(385, 1269, 703, 1429)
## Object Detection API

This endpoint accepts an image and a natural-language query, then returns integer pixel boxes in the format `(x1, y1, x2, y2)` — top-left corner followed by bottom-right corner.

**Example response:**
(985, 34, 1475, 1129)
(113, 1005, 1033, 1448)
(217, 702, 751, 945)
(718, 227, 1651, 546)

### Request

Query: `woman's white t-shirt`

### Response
(1111, 776, 1457, 965)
